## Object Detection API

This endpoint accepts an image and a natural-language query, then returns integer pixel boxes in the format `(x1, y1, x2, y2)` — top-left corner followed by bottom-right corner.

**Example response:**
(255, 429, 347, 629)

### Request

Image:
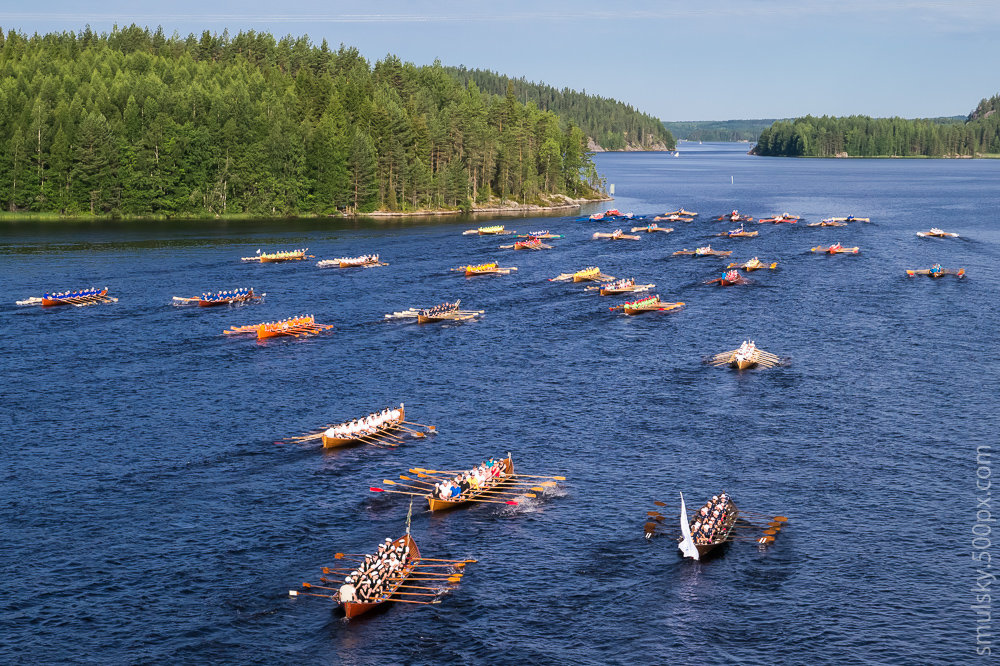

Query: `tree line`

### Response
(445, 67, 674, 151)
(662, 119, 780, 143)
(752, 99, 1000, 157)
(0, 26, 613, 217)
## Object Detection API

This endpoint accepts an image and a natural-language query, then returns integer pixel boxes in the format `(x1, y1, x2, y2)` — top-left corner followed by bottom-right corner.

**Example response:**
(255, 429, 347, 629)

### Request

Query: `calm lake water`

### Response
(2, 144, 997, 664)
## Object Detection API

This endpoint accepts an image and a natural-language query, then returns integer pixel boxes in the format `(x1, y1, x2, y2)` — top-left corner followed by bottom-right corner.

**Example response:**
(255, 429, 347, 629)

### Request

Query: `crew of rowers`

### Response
(691, 492, 732, 544)
(418, 301, 459, 316)
(259, 248, 306, 258)
(431, 457, 509, 500)
(466, 262, 499, 271)
(259, 315, 316, 330)
(44, 287, 103, 299)
(734, 340, 756, 361)
(478, 225, 504, 233)
(603, 278, 636, 291)
(726, 224, 748, 235)
(324, 405, 402, 439)
(337, 538, 413, 603)
(202, 288, 252, 301)
(624, 294, 658, 307)
(338, 254, 379, 264)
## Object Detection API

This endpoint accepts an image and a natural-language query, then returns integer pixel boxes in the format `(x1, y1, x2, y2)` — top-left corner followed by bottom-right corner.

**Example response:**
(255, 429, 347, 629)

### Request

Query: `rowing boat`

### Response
(316, 254, 386, 268)
(717, 226, 758, 238)
(462, 224, 513, 235)
(384, 299, 483, 323)
(609, 294, 684, 315)
(678, 493, 739, 560)
(453, 262, 516, 276)
(652, 215, 692, 223)
(916, 228, 960, 238)
(508, 237, 552, 250)
(322, 404, 405, 448)
(906, 265, 966, 278)
(341, 535, 421, 619)
(172, 288, 263, 307)
(224, 315, 334, 340)
(426, 456, 515, 512)
(589, 209, 633, 221)
(516, 230, 563, 239)
(758, 213, 800, 224)
(726, 257, 776, 272)
(708, 341, 782, 369)
(663, 209, 698, 217)
(550, 266, 616, 282)
(586, 278, 655, 295)
(810, 243, 859, 254)
(241, 248, 311, 263)
(17, 287, 117, 307)
(705, 269, 748, 286)
(823, 216, 870, 223)
(807, 220, 847, 227)
(673, 245, 733, 257)
(715, 211, 754, 223)
(630, 224, 674, 233)
(593, 229, 641, 241)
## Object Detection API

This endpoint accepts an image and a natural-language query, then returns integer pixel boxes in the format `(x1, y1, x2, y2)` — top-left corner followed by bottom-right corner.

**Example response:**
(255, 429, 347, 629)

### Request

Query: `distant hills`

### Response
(445, 67, 675, 152)
(662, 119, 780, 142)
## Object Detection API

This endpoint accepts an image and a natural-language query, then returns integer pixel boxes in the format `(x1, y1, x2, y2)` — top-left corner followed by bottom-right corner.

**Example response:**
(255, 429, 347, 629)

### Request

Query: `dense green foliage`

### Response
(753, 104, 997, 157)
(662, 119, 780, 142)
(0, 26, 605, 216)
(445, 67, 674, 151)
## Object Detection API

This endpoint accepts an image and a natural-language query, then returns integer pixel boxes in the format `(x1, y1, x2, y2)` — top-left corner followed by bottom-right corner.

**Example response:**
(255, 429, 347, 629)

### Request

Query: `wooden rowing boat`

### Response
(758, 213, 800, 224)
(663, 209, 698, 217)
(550, 267, 616, 282)
(242, 248, 311, 263)
(808, 220, 847, 227)
(316, 255, 387, 268)
(426, 456, 515, 512)
(708, 342, 782, 369)
(705, 269, 748, 286)
(516, 230, 563, 239)
(718, 226, 758, 238)
(384, 300, 483, 323)
(322, 405, 405, 448)
(173, 288, 263, 307)
(224, 315, 334, 340)
(593, 229, 640, 241)
(341, 535, 421, 619)
(462, 224, 513, 235)
(508, 237, 552, 250)
(906, 266, 965, 278)
(652, 215, 692, 223)
(810, 243, 859, 254)
(631, 224, 674, 233)
(454, 262, 516, 276)
(679, 495, 739, 560)
(586, 278, 655, 296)
(823, 216, 870, 224)
(673, 246, 733, 257)
(916, 228, 960, 238)
(715, 211, 753, 223)
(22, 287, 117, 307)
(726, 257, 776, 272)
(609, 295, 684, 315)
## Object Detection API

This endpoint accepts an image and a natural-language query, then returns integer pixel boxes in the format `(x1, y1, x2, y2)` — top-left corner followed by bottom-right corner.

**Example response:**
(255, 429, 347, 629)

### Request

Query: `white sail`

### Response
(678, 491, 700, 560)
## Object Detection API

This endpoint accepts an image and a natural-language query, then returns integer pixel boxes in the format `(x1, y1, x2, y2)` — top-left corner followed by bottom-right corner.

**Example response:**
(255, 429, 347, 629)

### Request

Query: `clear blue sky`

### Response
(2, 1, 996, 121)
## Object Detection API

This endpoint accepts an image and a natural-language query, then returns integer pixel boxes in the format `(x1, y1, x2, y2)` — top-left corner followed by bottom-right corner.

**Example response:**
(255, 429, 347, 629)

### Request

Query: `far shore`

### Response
(0, 195, 614, 223)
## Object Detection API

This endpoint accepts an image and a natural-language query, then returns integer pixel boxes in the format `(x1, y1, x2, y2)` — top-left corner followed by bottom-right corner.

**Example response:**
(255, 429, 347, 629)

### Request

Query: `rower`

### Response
(340, 577, 357, 603)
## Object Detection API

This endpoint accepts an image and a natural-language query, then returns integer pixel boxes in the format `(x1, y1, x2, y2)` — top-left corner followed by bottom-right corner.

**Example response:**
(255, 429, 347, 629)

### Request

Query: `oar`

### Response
(509, 473, 566, 480)
(288, 590, 336, 599)
(370, 487, 424, 498)
(372, 597, 441, 606)
(302, 582, 338, 592)
(388, 574, 462, 581)
(382, 479, 431, 493)
(396, 425, 428, 438)
(402, 421, 436, 432)
(413, 557, 477, 564)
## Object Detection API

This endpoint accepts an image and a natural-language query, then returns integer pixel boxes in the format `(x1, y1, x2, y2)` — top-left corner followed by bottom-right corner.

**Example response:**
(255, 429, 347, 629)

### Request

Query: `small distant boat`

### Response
(673, 245, 733, 257)
(708, 341, 783, 370)
(452, 262, 517, 277)
(586, 278, 655, 296)
(16, 287, 117, 307)
(462, 225, 514, 236)
(916, 228, 959, 238)
(906, 265, 965, 278)
(810, 242, 859, 254)
(385, 300, 484, 324)
(717, 225, 758, 238)
(631, 224, 674, 234)
(242, 248, 311, 263)
(823, 216, 870, 224)
(224, 315, 334, 340)
(715, 210, 754, 223)
(727, 257, 776, 272)
(317, 254, 387, 269)
(550, 267, 616, 283)
(516, 231, 563, 239)
(808, 219, 847, 227)
(501, 236, 552, 250)
(593, 229, 641, 241)
(609, 294, 684, 316)
(173, 287, 264, 307)
(705, 269, 749, 286)
(758, 213, 800, 224)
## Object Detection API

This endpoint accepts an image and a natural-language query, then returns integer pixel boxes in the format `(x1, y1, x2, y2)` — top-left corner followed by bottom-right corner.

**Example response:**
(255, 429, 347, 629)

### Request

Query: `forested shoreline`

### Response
(446, 67, 674, 152)
(752, 97, 1000, 157)
(0, 26, 625, 218)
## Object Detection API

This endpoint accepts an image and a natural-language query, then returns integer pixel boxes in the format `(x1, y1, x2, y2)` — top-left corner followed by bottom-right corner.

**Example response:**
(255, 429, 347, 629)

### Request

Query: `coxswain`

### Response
(339, 577, 357, 603)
